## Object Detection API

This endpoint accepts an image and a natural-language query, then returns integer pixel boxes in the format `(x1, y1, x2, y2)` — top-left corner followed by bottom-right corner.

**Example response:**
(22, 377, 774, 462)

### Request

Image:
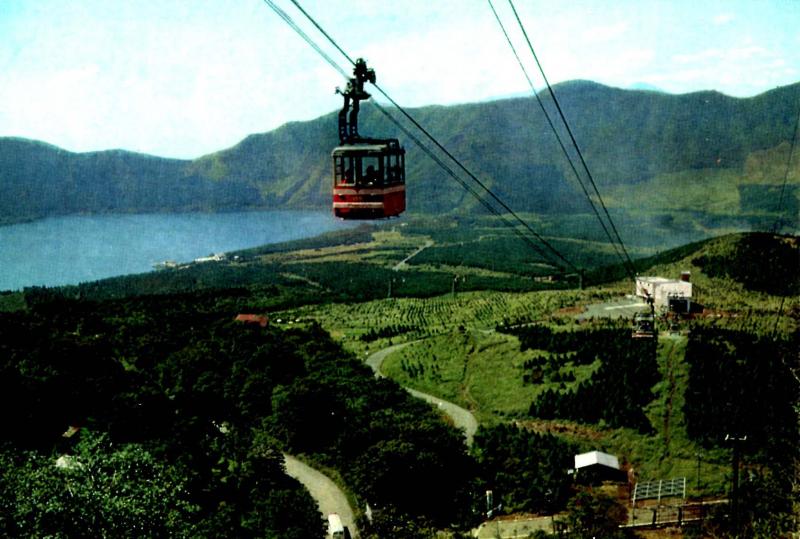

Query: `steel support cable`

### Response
(371, 102, 560, 268)
(267, 0, 563, 270)
(370, 82, 579, 273)
(263, 1, 536, 257)
(769, 106, 800, 385)
(283, 0, 581, 273)
(506, 0, 637, 280)
(263, 0, 349, 79)
(772, 104, 800, 233)
(487, 0, 629, 273)
(289, 0, 356, 66)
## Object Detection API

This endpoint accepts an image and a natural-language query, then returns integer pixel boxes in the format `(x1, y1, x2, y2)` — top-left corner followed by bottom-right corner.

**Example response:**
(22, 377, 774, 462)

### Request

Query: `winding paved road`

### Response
(366, 342, 479, 445)
(282, 341, 477, 539)
(283, 454, 357, 538)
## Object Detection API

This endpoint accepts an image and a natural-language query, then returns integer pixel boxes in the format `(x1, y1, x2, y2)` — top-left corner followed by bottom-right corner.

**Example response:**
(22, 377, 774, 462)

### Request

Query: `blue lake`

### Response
(0, 211, 357, 291)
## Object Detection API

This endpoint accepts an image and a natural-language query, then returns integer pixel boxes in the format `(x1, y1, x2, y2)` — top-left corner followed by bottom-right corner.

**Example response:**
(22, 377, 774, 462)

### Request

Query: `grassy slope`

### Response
(379, 330, 731, 498)
(272, 230, 797, 500)
(278, 289, 587, 357)
(605, 139, 800, 218)
(4, 215, 795, 502)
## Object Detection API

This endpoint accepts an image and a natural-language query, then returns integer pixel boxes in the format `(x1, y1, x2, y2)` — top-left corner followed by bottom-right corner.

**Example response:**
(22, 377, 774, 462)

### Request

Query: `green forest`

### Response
(0, 291, 477, 537)
(0, 226, 797, 538)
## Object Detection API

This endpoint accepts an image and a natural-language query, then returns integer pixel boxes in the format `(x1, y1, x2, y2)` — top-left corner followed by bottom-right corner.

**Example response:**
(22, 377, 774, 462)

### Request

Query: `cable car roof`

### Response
(331, 141, 404, 155)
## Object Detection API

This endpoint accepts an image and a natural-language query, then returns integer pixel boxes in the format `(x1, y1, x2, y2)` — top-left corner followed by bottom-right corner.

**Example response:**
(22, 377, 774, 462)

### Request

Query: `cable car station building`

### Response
(635, 274, 692, 312)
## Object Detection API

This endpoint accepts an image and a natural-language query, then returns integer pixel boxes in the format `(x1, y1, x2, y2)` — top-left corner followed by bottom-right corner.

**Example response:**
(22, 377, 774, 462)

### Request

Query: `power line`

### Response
(486, 0, 631, 277)
(506, 0, 637, 279)
(272, 0, 581, 273)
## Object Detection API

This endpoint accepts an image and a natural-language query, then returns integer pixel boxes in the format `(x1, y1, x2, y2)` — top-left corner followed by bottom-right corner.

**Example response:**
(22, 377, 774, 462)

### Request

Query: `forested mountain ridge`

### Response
(0, 138, 262, 225)
(2, 80, 798, 225)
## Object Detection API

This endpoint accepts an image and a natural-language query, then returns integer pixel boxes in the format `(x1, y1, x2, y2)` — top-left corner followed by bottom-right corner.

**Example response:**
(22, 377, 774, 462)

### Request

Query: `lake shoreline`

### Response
(0, 210, 355, 291)
(0, 205, 331, 229)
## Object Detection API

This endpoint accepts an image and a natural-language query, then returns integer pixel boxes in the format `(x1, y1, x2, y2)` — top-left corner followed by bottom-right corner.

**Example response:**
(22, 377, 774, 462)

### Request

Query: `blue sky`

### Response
(1, 0, 798, 158)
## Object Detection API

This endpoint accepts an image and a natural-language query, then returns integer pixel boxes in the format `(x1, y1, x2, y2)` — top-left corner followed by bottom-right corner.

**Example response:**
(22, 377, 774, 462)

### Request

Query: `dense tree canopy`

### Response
(472, 424, 577, 515)
(0, 292, 478, 536)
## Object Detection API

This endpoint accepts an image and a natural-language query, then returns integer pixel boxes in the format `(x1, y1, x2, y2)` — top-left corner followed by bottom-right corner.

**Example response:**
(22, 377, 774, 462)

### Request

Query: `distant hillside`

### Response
(0, 139, 262, 225)
(590, 231, 799, 298)
(2, 80, 798, 225)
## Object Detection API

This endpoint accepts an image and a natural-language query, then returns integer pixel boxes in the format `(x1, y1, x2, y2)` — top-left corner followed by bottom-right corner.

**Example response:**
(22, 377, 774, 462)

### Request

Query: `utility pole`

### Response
(725, 434, 747, 532)
(695, 451, 702, 490)
(452, 275, 463, 297)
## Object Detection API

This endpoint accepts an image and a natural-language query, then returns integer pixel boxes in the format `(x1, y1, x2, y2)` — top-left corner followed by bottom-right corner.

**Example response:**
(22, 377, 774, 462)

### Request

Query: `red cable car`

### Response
(332, 140, 405, 219)
(332, 59, 406, 220)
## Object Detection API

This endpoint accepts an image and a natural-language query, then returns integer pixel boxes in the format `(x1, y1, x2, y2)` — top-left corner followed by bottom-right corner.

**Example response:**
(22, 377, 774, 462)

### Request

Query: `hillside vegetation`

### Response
(1, 81, 798, 230)
(0, 218, 797, 537)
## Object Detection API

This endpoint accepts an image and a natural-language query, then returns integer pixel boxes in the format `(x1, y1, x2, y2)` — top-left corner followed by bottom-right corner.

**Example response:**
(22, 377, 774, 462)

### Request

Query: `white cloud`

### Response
(672, 48, 723, 64)
(363, 17, 530, 107)
(672, 45, 768, 66)
(584, 21, 629, 42)
(2, 0, 798, 157)
(712, 13, 735, 26)
(649, 40, 793, 97)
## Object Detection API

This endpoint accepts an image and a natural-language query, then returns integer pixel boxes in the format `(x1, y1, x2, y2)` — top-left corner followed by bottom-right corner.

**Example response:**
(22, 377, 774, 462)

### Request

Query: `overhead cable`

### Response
(274, 0, 581, 273)
(263, 0, 349, 80)
(506, 0, 637, 279)
(487, 0, 631, 276)
(772, 105, 800, 233)
(372, 102, 560, 268)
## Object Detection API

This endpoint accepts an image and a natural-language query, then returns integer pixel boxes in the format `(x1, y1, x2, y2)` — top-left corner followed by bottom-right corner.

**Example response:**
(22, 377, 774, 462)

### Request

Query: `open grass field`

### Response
(268, 228, 797, 536)
(377, 325, 730, 498)
(275, 288, 595, 356)
(277, 276, 746, 500)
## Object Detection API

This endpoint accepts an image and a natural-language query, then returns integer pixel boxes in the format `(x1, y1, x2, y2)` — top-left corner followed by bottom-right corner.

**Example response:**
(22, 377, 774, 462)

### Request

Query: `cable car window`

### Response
(386, 152, 403, 185)
(358, 155, 382, 187)
(334, 155, 356, 186)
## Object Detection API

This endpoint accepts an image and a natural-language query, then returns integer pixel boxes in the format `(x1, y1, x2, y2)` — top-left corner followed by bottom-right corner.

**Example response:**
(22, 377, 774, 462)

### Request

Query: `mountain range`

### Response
(1, 80, 798, 226)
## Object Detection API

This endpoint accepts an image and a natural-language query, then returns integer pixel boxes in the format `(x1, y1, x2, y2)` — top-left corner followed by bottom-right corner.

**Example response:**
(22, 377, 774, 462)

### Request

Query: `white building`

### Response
(575, 450, 620, 471)
(635, 275, 692, 310)
(194, 253, 226, 263)
(574, 450, 626, 482)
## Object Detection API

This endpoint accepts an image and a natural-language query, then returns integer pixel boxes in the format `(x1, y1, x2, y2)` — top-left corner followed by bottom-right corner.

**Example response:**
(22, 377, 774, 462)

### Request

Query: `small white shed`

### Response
(574, 451, 626, 483)
(574, 450, 620, 471)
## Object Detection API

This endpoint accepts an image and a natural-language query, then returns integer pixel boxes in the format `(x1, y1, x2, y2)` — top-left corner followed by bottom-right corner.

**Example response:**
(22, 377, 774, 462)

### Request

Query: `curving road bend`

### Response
(366, 342, 478, 446)
(282, 342, 476, 539)
(283, 454, 357, 538)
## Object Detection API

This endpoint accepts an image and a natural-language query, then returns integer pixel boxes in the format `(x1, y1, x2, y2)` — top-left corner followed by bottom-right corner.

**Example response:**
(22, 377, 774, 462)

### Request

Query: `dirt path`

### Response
(513, 418, 605, 442)
(660, 335, 682, 449)
(283, 454, 357, 538)
(366, 342, 478, 445)
(393, 239, 434, 270)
